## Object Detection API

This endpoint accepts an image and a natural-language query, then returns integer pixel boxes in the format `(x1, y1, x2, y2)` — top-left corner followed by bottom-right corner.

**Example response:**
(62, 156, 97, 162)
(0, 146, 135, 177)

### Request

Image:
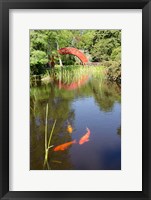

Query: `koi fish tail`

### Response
(86, 127, 90, 133)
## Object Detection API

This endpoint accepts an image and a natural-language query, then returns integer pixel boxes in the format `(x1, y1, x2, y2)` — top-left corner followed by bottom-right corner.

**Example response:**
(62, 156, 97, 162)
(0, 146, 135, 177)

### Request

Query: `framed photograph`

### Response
(0, 0, 151, 199)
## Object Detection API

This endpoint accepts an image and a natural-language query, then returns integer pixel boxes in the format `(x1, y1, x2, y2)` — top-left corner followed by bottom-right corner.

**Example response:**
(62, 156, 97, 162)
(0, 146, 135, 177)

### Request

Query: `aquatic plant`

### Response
(53, 65, 105, 85)
(43, 103, 57, 169)
(30, 65, 106, 86)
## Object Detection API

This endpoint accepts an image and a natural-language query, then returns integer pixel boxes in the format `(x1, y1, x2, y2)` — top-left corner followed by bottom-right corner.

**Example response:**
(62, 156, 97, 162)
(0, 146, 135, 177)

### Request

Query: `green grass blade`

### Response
(45, 103, 48, 151)
(48, 119, 57, 148)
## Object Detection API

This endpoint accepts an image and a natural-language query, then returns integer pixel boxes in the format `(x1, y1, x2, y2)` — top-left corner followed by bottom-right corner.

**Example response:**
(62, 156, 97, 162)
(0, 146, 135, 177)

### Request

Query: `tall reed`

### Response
(43, 103, 57, 169)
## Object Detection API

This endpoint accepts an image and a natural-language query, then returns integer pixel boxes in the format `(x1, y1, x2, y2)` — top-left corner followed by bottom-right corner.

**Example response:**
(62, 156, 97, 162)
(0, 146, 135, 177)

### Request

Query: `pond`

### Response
(30, 70, 121, 170)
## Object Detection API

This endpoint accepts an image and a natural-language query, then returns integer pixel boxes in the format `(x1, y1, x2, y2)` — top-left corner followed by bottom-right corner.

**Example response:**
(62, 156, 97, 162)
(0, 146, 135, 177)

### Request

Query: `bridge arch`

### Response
(58, 47, 88, 65)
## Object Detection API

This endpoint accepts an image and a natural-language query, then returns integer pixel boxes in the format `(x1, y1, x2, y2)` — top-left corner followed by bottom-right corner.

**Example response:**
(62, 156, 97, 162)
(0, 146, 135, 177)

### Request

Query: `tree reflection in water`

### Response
(30, 73, 121, 170)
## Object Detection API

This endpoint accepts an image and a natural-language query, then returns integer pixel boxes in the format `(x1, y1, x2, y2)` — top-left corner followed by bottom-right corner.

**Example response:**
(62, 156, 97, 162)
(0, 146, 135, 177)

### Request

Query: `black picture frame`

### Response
(0, 0, 151, 199)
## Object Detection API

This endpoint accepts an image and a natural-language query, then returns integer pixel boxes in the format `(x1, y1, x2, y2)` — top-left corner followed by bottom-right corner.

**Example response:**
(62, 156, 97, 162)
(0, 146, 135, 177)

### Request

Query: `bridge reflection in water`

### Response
(30, 72, 121, 170)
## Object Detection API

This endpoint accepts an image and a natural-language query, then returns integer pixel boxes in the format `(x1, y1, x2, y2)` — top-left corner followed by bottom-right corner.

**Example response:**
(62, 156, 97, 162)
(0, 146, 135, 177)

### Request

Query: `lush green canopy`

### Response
(30, 30, 121, 75)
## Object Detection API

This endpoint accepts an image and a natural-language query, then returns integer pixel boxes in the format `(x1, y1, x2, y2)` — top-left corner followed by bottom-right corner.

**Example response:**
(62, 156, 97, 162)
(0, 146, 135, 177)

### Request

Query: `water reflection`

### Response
(55, 75, 89, 90)
(30, 75, 121, 170)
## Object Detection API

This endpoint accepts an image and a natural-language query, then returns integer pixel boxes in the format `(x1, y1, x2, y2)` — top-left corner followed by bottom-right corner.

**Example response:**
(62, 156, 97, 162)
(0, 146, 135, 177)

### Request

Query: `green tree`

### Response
(30, 30, 75, 74)
(30, 50, 48, 75)
(90, 30, 121, 62)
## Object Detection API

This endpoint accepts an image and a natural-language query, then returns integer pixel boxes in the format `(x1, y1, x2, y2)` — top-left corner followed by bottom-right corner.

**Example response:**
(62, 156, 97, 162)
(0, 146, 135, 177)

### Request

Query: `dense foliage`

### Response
(30, 30, 121, 82)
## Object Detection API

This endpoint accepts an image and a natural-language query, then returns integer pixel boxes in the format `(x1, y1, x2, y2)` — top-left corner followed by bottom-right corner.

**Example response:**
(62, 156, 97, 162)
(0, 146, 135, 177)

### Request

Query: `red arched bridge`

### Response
(58, 47, 88, 65)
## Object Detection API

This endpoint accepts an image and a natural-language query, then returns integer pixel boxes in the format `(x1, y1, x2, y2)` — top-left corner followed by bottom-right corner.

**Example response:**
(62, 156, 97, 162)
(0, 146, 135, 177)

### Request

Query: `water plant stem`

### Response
(45, 103, 48, 152)
(43, 104, 56, 169)
(48, 119, 57, 149)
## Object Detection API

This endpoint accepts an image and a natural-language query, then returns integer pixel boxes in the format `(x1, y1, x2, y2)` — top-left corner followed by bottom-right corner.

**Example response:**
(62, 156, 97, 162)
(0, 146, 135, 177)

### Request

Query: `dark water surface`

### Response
(30, 75, 121, 170)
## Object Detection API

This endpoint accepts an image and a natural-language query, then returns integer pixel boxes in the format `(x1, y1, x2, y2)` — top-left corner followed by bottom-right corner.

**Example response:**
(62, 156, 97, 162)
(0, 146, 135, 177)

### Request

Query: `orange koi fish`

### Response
(67, 124, 73, 133)
(53, 140, 76, 151)
(79, 128, 90, 145)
